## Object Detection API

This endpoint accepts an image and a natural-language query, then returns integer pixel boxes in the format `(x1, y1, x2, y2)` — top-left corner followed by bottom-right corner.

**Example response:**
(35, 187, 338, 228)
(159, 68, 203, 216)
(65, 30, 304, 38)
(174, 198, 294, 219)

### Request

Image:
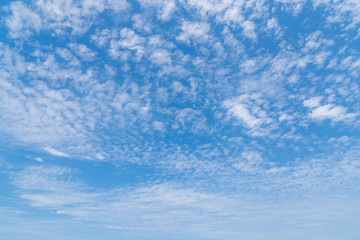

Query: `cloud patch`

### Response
(304, 97, 357, 122)
(44, 147, 70, 157)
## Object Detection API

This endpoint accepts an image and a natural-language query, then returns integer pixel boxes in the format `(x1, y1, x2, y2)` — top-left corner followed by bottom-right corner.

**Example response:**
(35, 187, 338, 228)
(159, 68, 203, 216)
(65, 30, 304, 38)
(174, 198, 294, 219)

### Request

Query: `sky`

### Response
(0, 0, 360, 239)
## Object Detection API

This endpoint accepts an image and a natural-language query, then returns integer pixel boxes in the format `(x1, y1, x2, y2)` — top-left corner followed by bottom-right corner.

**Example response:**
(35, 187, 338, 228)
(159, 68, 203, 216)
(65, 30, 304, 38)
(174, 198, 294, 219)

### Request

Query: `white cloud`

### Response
(176, 21, 210, 44)
(95, 153, 105, 160)
(68, 43, 97, 61)
(138, 0, 177, 21)
(106, 0, 130, 12)
(304, 98, 357, 122)
(5, 1, 42, 38)
(275, 0, 307, 15)
(0, 71, 90, 146)
(184, 0, 232, 17)
(0, 42, 153, 160)
(118, 28, 145, 49)
(152, 120, 166, 132)
(4, 0, 130, 38)
(233, 151, 264, 173)
(44, 147, 70, 157)
(160, 1, 176, 20)
(35, 157, 44, 162)
(174, 108, 208, 134)
(91, 29, 117, 47)
(221, 4, 245, 24)
(309, 104, 357, 122)
(240, 56, 270, 74)
(242, 20, 257, 41)
(225, 102, 262, 128)
(31, 0, 105, 35)
(279, 113, 294, 122)
(55, 47, 75, 61)
(109, 28, 145, 59)
(303, 96, 323, 108)
(323, 0, 360, 34)
(223, 94, 274, 136)
(132, 14, 152, 33)
(266, 17, 283, 38)
(150, 49, 172, 65)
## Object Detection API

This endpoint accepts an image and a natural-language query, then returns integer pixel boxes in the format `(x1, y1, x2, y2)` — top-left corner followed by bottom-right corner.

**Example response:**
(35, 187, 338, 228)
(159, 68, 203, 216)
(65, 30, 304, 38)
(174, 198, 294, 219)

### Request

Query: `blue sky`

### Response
(0, 0, 360, 239)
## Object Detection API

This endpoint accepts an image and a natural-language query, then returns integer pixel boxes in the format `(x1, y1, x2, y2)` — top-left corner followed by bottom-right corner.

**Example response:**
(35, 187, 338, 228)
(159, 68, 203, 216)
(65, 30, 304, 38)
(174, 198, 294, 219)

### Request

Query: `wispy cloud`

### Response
(10, 153, 360, 238)
(44, 147, 70, 158)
